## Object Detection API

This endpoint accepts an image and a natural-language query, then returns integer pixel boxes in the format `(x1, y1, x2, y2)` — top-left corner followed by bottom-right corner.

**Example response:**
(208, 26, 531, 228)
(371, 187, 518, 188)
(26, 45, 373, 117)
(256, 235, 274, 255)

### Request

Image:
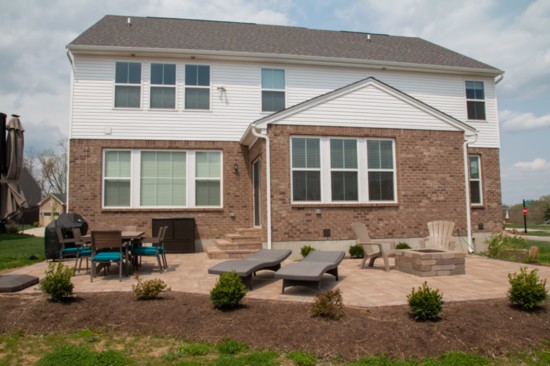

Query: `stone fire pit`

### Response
(395, 249, 465, 277)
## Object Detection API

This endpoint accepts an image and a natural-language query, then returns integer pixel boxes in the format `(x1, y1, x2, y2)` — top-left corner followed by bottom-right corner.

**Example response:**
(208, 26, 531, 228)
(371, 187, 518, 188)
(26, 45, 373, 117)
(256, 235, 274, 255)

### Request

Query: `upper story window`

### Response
(262, 68, 285, 112)
(465, 81, 486, 120)
(290, 137, 396, 204)
(469, 155, 482, 205)
(185, 65, 210, 110)
(150, 63, 176, 109)
(115, 62, 141, 108)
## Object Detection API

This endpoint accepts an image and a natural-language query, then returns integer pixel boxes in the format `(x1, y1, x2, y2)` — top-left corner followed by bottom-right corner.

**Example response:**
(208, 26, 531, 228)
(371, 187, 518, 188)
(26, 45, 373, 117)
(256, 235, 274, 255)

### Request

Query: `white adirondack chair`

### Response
(420, 221, 456, 250)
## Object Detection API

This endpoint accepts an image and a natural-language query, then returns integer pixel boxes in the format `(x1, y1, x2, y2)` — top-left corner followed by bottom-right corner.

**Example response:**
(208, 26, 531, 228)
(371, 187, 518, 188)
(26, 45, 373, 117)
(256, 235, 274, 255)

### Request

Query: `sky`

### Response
(0, 0, 549, 205)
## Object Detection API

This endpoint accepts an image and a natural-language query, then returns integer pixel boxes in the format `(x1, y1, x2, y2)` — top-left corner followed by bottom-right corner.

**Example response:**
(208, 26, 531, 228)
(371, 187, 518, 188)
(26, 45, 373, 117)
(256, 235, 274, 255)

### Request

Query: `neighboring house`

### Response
(38, 193, 66, 227)
(66, 15, 503, 254)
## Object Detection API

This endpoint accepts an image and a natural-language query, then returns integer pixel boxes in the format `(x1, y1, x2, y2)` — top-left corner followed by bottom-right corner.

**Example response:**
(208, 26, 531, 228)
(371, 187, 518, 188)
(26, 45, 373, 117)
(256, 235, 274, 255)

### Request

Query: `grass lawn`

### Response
(526, 231, 550, 237)
(1, 330, 548, 365)
(528, 240, 550, 265)
(505, 223, 550, 230)
(0, 233, 44, 271)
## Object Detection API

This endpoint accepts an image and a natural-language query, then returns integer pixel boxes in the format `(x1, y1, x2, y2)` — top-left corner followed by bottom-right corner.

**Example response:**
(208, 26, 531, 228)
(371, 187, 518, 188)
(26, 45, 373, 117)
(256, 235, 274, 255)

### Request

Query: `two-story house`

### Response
(66, 15, 503, 256)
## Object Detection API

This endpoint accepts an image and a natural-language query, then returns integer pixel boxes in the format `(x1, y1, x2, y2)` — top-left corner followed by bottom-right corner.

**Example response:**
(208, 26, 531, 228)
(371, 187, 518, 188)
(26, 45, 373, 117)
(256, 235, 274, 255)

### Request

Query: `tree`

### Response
(544, 206, 550, 223)
(24, 140, 67, 196)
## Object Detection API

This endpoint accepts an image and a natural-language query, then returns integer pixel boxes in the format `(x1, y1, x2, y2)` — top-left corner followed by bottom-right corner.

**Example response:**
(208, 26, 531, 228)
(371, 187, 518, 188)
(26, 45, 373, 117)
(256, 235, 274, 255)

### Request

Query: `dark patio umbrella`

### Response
(0, 182, 27, 221)
(1, 115, 27, 222)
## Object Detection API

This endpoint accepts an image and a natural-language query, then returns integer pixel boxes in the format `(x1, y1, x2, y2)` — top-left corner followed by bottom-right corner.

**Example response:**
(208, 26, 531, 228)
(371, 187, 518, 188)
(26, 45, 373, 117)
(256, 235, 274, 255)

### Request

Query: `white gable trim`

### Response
(241, 77, 476, 145)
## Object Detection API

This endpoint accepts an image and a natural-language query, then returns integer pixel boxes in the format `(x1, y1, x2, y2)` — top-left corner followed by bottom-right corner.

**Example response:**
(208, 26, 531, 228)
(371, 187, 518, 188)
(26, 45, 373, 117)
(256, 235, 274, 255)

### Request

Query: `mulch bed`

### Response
(0, 292, 548, 360)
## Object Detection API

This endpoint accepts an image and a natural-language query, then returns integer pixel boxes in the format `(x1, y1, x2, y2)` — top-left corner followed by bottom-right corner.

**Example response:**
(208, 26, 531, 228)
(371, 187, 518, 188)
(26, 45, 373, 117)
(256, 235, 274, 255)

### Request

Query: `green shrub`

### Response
(132, 276, 170, 300)
(217, 338, 248, 354)
(286, 350, 317, 366)
(210, 270, 247, 309)
(39, 262, 74, 302)
(508, 267, 548, 310)
(407, 282, 444, 321)
(36, 345, 132, 366)
(348, 244, 365, 258)
(311, 288, 344, 319)
(178, 342, 211, 356)
(396, 242, 411, 249)
(6, 225, 19, 234)
(300, 245, 316, 258)
(32, 221, 40, 228)
(486, 232, 527, 260)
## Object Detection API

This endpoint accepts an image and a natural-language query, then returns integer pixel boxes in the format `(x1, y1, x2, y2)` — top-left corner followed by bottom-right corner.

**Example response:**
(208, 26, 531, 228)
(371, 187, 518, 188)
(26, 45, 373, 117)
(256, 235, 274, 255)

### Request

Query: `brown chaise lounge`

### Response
(208, 249, 292, 289)
(274, 251, 345, 293)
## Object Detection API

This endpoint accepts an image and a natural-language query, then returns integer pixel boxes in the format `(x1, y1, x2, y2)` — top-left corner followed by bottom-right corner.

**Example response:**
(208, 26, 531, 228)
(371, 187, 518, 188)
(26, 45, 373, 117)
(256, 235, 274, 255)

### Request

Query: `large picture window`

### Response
(262, 68, 285, 112)
(465, 81, 486, 120)
(150, 63, 176, 109)
(469, 155, 482, 205)
(115, 62, 141, 108)
(185, 65, 210, 110)
(290, 137, 396, 204)
(102, 150, 221, 208)
(291, 138, 321, 202)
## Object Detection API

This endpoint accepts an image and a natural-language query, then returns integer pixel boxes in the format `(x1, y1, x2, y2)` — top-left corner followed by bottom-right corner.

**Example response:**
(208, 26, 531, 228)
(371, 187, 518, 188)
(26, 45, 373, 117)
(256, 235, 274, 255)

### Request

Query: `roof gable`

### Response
(69, 15, 501, 75)
(243, 77, 475, 144)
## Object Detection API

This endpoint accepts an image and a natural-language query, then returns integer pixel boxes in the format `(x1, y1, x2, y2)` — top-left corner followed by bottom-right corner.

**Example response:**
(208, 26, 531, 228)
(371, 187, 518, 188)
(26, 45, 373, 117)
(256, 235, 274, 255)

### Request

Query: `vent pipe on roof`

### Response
(367, 34, 371, 42)
(127, 17, 132, 26)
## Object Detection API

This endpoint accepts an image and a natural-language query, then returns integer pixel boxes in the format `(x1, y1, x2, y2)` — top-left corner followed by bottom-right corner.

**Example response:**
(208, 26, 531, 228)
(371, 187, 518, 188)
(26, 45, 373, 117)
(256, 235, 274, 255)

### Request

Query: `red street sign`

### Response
(523, 207, 528, 215)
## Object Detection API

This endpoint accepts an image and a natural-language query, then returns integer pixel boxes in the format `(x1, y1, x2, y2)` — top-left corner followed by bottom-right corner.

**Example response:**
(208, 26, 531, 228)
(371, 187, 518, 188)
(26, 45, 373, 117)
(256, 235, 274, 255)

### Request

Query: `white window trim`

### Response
(113, 61, 142, 110)
(465, 80, 486, 121)
(260, 67, 287, 113)
(149, 63, 177, 110)
(290, 136, 397, 204)
(469, 155, 483, 206)
(184, 64, 212, 111)
(102, 149, 223, 209)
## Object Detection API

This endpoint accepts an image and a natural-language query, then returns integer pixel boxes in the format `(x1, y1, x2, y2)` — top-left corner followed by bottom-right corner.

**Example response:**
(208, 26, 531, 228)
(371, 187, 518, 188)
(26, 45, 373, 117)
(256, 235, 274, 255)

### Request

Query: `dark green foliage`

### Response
(508, 267, 548, 310)
(36, 345, 132, 366)
(407, 282, 444, 321)
(214, 351, 279, 366)
(217, 338, 248, 354)
(286, 350, 317, 366)
(349, 244, 365, 258)
(178, 342, 211, 356)
(396, 242, 411, 249)
(300, 245, 316, 258)
(6, 225, 19, 234)
(310, 288, 344, 319)
(39, 262, 74, 302)
(132, 276, 170, 300)
(32, 221, 40, 228)
(486, 232, 528, 260)
(210, 270, 247, 309)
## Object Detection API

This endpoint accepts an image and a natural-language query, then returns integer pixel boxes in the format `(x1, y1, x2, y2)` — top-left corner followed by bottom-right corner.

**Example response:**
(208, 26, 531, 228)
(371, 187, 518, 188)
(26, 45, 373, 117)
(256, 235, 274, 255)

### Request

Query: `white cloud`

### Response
(500, 109, 550, 131)
(513, 158, 550, 171)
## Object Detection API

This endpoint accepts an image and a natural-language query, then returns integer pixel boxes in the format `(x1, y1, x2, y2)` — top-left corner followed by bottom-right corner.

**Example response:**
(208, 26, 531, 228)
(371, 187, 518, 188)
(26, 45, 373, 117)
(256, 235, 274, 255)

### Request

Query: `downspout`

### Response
(463, 133, 478, 253)
(250, 124, 272, 249)
(65, 49, 75, 212)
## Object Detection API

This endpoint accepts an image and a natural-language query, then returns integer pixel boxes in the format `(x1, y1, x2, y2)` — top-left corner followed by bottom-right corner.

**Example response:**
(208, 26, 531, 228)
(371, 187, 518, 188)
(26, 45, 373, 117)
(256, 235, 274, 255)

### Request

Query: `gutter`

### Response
(250, 124, 272, 249)
(495, 74, 505, 85)
(463, 132, 478, 253)
(65, 50, 76, 212)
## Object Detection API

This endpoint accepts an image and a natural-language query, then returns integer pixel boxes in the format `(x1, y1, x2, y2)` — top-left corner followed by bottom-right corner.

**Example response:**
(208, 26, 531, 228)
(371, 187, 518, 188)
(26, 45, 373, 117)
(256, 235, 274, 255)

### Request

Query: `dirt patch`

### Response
(0, 292, 548, 360)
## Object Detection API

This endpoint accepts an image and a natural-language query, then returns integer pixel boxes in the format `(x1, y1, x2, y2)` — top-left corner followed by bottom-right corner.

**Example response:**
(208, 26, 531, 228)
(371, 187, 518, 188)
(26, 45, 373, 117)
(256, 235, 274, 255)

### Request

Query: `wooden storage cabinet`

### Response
(152, 218, 195, 253)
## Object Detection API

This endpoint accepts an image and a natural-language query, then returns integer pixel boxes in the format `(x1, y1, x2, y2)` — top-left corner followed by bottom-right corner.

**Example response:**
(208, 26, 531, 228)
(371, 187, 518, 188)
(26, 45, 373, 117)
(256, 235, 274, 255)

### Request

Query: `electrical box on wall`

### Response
(323, 228, 331, 238)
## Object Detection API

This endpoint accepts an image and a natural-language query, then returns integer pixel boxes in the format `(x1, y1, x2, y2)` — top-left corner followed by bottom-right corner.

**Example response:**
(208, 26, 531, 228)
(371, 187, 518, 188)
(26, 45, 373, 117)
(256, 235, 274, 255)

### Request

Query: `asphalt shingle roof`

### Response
(69, 15, 501, 73)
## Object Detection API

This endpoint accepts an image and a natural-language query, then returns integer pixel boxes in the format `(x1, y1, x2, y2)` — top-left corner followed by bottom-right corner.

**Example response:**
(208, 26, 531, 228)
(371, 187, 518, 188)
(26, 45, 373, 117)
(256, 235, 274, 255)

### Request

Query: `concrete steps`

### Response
(206, 228, 263, 259)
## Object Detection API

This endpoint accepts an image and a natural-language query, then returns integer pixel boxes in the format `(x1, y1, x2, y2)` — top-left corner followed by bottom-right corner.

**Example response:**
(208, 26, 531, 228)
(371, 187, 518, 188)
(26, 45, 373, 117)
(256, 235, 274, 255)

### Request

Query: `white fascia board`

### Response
(66, 45, 503, 77)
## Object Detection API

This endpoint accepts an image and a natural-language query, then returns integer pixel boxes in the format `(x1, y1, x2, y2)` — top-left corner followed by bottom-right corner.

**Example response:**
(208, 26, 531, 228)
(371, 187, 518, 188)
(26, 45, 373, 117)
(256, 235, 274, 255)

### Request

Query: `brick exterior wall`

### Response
(468, 147, 503, 233)
(266, 124, 502, 242)
(68, 139, 252, 240)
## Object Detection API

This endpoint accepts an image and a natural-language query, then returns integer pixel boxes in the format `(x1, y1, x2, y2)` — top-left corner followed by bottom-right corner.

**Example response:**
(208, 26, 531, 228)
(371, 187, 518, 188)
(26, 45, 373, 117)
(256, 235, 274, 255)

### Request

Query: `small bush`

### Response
(6, 225, 19, 234)
(396, 242, 411, 249)
(348, 244, 365, 258)
(210, 270, 247, 309)
(39, 262, 74, 302)
(407, 282, 444, 321)
(178, 342, 211, 356)
(32, 221, 40, 228)
(300, 245, 316, 258)
(217, 338, 248, 354)
(286, 350, 317, 366)
(311, 288, 344, 320)
(508, 267, 548, 310)
(132, 276, 170, 300)
(486, 232, 527, 260)
(36, 345, 132, 366)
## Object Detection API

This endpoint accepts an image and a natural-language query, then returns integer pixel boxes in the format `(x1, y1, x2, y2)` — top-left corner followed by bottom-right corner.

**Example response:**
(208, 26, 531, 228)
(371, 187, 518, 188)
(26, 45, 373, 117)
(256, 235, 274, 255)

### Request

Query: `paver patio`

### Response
(5, 252, 550, 307)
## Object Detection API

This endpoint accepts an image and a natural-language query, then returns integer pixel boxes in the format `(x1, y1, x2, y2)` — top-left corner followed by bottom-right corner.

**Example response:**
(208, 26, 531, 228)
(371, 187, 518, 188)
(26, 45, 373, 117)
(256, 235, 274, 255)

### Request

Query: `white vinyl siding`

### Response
(469, 155, 483, 205)
(71, 56, 499, 148)
(102, 149, 222, 208)
(291, 137, 396, 204)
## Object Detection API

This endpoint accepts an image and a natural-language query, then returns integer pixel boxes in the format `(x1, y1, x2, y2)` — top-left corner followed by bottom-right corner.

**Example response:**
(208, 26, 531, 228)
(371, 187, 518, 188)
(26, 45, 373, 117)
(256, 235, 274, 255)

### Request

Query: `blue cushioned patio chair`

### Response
(131, 226, 167, 272)
(72, 227, 91, 273)
(56, 227, 86, 275)
(90, 230, 125, 282)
